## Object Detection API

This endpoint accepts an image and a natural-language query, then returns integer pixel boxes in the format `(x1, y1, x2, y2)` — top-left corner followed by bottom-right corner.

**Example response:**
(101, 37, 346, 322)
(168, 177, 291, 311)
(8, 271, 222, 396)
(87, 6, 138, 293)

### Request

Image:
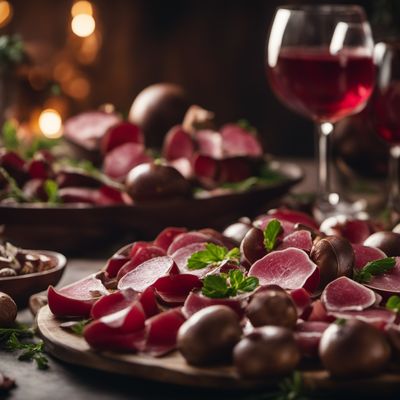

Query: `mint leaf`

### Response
(187, 243, 240, 270)
(386, 295, 400, 313)
(238, 276, 259, 292)
(202, 274, 230, 298)
(229, 269, 245, 289)
(353, 257, 396, 283)
(263, 219, 282, 252)
(2, 120, 19, 151)
(43, 179, 60, 204)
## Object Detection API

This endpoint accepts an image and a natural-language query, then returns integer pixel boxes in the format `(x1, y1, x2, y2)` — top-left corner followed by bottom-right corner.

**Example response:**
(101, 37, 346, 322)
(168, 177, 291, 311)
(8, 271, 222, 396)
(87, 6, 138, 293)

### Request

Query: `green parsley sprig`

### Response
(263, 219, 282, 252)
(188, 243, 240, 270)
(386, 295, 400, 313)
(353, 257, 396, 283)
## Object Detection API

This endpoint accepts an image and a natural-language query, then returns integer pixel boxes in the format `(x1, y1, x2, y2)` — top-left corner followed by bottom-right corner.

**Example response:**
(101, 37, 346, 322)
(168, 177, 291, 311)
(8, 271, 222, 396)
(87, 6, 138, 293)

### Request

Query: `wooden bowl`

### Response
(0, 251, 67, 308)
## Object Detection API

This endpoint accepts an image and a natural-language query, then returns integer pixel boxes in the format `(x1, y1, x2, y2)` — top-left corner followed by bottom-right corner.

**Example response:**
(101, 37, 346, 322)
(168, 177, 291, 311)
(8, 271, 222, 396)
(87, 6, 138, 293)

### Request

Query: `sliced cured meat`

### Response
(103, 142, 151, 181)
(277, 230, 313, 252)
(100, 122, 144, 154)
(162, 126, 194, 161)
(117, 245, 166, 280)
(58, 187, 98, 204)
(365, 257, 400, 296)
(26, 158, 50, 180)
(154, 227, 188, 252)
(195, 130, 223, 159)
(220, 124, 263, 157)
(96, 185, 131, 205)
(218, 158, 253, 183)
(307, 300, 333, 323)
(198, 228, 237, 250)
(321, 276, 376, 312)
(56, 169, 101, 189)
(290, 288, 312, 319)
(139, 286, 160, 318)
(48, 274, 108, 318)
(91, 289, 138, 319)
(182, 291, 245, 319)
(129, 241, 154, 258)
(255, 216, 296, 237)
(171, 242, 207, 276)
(268, 208, 319, 230)
(168, 157, 193, 179)
(153, 274, 202, 304)
(327, 308, 396, 329)
(248, 248, 319, 292)
(97, 302, 145, 332)
(118, 256, 179, 292)
(295, 321, 330, 357)
(144, 308, 186, 356)
(64, 111, 121, 151)
(192, 154, 218, 184)
(352, 244, 386, 270)
(167, 231, 221, 256)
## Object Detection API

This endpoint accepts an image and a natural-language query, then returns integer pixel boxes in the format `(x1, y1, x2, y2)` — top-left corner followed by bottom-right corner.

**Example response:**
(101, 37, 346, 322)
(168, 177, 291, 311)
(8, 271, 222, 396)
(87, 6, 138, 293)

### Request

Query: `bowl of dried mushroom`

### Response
(0, 242, 66, 307)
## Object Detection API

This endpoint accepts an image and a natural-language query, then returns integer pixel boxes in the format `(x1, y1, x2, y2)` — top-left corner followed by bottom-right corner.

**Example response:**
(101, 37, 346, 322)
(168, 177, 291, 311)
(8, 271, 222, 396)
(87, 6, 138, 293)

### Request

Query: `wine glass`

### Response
(373, 41, 400, 220)
(266, 5, 375, 220)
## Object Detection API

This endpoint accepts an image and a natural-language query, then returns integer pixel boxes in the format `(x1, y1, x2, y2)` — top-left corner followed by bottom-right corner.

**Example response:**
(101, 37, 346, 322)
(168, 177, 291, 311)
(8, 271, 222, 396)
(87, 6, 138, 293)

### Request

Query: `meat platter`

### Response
(37, 208, 400, 394)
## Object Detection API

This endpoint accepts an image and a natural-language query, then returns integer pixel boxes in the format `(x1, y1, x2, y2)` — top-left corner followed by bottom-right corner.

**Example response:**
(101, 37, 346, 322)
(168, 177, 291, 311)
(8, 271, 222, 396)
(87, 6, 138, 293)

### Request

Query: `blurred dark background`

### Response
(1, 0, 399, 157)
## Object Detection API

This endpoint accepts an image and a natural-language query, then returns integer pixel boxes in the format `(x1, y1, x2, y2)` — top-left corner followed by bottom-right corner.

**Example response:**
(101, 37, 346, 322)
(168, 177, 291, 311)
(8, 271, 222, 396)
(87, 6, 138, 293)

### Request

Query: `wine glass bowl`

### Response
(266, 5, 375, 219)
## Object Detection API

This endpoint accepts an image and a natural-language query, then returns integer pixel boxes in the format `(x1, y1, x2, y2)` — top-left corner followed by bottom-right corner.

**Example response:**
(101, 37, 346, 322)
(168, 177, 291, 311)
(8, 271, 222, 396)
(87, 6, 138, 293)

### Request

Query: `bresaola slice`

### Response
(321, 277, 377, 312)
(118, 256, 179, 293)
(220, 124, 263, 157)
(267, 208, 319, 230)
(365, 257, 400, 296)
(248, 248, 319, 292)
(162, 126, 194, 161)
(104, 254, 131, 278)
(352, 244, 387, 270)
(167, 231, 221, 255)
(295, 321, 330, 357)
(277, 230, 313, 252)
(48, 274, 108, 318)
(171, 242, 207, 276)
(195, 130, 224, 159)
(100, 122, 144, 154)
(91, 289, 138, 319)
(154, 227, 188, 252)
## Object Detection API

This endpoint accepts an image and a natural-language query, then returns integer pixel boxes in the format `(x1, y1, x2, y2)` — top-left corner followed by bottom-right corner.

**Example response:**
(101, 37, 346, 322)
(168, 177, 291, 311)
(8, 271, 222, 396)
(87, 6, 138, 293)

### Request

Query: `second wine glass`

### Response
(266, 5, 375, 220)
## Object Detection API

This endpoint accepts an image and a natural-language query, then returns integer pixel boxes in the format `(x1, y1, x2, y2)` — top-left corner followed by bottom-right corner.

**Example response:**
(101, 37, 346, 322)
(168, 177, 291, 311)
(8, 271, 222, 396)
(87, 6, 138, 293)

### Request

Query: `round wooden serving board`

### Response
(37, 306, 400, 393)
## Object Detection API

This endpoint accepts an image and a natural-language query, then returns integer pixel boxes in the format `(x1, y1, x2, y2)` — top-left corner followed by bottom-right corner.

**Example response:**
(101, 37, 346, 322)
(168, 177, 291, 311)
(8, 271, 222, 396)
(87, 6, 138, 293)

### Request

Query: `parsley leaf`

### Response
(202, 270, 259, 298)
(263, 219, 282, 252)
(187, 243, 240, 270)
(353, 257, 396, 283)
(386, 295, 400, 313)
(44, 179, 60, 204)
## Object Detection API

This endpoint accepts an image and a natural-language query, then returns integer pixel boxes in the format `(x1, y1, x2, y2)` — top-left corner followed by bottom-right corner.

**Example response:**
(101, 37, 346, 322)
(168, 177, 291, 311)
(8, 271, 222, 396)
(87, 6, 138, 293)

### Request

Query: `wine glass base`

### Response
(312, 193, 368, 222)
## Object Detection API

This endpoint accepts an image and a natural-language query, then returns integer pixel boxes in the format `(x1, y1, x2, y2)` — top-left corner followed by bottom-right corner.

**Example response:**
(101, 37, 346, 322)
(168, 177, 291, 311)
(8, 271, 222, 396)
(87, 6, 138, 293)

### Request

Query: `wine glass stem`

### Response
(388, 145, 400, 212)
(316, 122, 334, 202)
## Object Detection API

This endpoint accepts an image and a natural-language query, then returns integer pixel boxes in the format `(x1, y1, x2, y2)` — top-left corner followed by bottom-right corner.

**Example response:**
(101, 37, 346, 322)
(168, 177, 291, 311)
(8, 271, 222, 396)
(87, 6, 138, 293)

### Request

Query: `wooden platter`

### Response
(37, 306, 400, 394)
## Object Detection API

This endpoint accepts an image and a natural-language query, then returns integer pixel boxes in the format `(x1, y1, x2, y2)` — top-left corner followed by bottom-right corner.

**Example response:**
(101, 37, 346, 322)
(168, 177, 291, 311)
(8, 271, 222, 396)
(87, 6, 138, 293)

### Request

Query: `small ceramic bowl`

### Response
(0, 250, 67, 308)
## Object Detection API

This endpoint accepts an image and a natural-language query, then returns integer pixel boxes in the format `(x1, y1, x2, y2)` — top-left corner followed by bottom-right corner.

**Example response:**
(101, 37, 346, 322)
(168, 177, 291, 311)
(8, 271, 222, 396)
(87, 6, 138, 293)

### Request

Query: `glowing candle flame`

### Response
(38, 109, 62, 139)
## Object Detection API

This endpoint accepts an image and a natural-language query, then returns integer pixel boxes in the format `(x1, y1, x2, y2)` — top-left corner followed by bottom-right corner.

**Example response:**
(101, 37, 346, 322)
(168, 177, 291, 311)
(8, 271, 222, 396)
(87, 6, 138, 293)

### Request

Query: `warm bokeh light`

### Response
(71, 1, 93, 17)
(71, 14, 95, 37)
(0, 1, 12, 28)
(67, 77, 90, 99)
(38, 109, 62, 138)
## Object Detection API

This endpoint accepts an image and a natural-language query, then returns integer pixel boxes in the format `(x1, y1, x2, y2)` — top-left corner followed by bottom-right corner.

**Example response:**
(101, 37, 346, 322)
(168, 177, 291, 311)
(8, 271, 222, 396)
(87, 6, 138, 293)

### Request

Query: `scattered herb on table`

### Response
(386, 295, 400, 313)
(202, 269, 258, 299)
(263, 219, 282, 252)
(187, 243, 240, 270)
(0, 325, 49, 370)
(353, 257, 396, 283)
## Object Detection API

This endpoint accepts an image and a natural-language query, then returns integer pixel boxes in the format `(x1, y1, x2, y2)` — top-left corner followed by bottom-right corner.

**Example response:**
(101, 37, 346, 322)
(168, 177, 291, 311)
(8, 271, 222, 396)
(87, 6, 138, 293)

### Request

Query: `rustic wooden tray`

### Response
(37, 306, 400, 394)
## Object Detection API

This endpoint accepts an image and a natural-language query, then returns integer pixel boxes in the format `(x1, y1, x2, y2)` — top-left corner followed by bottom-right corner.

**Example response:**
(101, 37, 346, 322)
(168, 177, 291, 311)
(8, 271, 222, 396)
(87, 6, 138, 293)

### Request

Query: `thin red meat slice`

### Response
(154, 227, 188, 252)
(192, 154, 218, 183)
(321, 276, 377, 312)
(290, 288, 312, 319)
(182, 291, 245, 319)
(56, 169, 101, 189)
(268, 208, 319, 230)
(143, 308, 186, 356)
(64, 111, 121, 151)
(103, 142, 151, 181)
(295, 321, 330, 357)
(104, 255, 131, 278)
(58, 187, 98, 204)
(277, 230, 313, 252)
(153, 274, 202, 305)
(139, 286, 160, 318)
(327, 308, 396, 330)
(117, 246, 166, 280)
(96, 185, 131, 205)
(220, 124, 263, 157)
(365, 257, 400, 296)
(198, 228, 237, 250)
(118, 256, 179, 292)
(255, 216, 296, 237)
(162, 126, 194, 161)
(218, 158, 253, 183)
(195, 130, 223, 159)
(248, 248, 319, 292)
(100, 121, 144, 154)
(91, 289, 138, 319)
(352, 244, 387, 270)
(307, 300, 333, 323)
(129, 241, 154, 258)
(167, 231, 221, 256)
(168, 157, 193, 179)
(48, 274, 108, 318)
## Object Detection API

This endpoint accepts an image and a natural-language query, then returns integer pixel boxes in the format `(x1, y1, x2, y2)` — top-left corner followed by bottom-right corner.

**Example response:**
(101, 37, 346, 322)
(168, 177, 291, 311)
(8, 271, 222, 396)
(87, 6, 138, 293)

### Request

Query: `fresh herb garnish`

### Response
(353, 257, 396, 283)
(43, 179, 60, 204)
(70, 319, 90, 336)
(237, 119, 257, 134)
(187, 243, 240, 270)
(386, 295, 400, 313)
(0, 325, 48, 370)
(0, 167, 27, 202)
(263, 219, 282, 252)
(202, 269, 258, 298)
(2, 120, 19, 151)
